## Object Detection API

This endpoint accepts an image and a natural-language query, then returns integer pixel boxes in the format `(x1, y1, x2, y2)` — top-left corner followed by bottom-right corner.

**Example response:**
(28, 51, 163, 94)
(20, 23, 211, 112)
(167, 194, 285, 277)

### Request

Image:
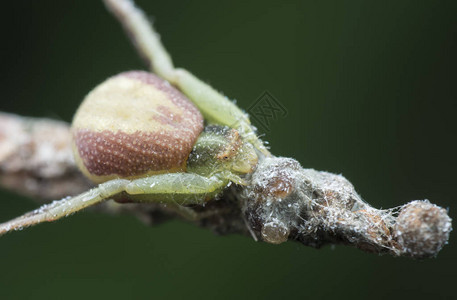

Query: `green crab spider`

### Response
(0, 0, 266, 235)
(0, 0, 451, 258)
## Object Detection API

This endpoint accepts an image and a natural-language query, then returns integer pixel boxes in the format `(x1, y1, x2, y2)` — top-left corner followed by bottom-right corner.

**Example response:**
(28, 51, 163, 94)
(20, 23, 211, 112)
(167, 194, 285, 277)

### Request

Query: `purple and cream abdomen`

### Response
(71, 71, 204, 183)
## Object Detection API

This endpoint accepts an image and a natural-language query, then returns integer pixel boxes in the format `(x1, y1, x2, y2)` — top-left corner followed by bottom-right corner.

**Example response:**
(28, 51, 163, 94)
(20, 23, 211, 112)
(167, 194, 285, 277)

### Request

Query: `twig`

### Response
(0, 112, 90, 200)
(0, 113, 451, 257)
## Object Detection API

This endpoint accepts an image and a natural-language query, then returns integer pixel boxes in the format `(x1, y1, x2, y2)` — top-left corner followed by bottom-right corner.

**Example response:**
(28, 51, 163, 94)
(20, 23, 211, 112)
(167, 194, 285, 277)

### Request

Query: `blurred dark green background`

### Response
(1, 1, 456, 299)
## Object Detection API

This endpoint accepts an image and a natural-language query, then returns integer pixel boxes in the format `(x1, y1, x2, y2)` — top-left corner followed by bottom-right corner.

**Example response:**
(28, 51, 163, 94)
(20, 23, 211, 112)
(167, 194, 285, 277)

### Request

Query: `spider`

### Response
(0, 0, 451, 257)
(0, 0, 288, 243)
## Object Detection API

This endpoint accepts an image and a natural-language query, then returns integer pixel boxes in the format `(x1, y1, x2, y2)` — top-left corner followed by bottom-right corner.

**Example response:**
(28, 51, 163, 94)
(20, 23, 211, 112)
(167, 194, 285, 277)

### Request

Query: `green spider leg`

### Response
(104, 0, 270, 156)
(0, 173, 230, 236)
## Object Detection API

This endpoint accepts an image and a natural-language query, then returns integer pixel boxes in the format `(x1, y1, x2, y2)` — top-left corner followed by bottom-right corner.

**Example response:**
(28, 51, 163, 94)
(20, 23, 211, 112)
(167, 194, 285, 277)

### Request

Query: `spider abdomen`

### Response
(72, 71, 204, 183)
